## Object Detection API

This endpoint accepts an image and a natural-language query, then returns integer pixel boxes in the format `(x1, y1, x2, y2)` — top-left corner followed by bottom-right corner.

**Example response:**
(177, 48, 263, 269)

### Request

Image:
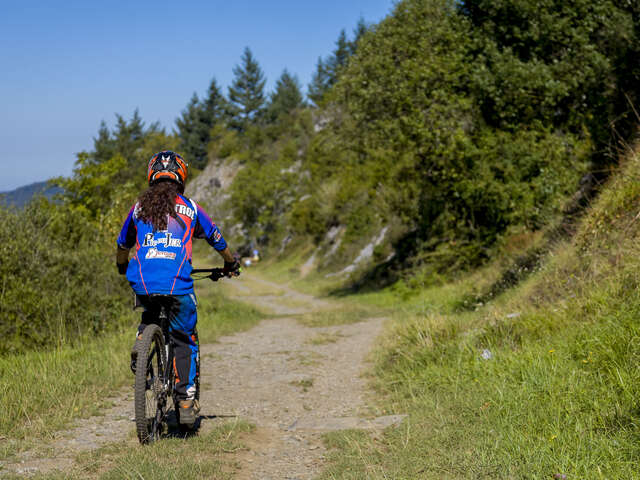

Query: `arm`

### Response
(218, 246, 241, 276)
(217, 246, 235, 263)
(116, 245, 130, 274)
(116, 205, 136, 275)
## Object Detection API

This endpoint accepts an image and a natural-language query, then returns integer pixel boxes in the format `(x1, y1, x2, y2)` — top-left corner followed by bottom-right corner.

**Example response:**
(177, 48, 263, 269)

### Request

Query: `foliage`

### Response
(307, 20, 370, 105)
(319, 143, 640, 479)
(0, 199, 131, 355)
(460, 0, 640, 165)
(227, 109, 314, 243)
(295, 0, 640, 274)
(175, 79, 228, 169)
(264, 70, 305, 123)
(227, 47, 267, 131)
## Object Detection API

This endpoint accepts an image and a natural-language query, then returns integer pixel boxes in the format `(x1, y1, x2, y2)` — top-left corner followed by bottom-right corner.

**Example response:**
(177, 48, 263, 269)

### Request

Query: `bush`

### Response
(0, 199, 130, 354)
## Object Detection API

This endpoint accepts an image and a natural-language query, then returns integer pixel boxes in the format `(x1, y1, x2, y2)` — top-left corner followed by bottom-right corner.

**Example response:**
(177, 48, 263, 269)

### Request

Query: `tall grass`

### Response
(0, 284, 265, 460)
(320, 146, 640, 478)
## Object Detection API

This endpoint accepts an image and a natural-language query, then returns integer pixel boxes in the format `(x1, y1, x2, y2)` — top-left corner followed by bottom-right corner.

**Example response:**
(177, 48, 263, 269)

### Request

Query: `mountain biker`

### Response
(115, 150, 240, 427)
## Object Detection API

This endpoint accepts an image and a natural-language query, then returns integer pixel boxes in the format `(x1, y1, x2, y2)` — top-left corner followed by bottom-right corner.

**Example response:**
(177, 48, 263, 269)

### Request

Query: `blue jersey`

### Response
(117, 195, 227, 295)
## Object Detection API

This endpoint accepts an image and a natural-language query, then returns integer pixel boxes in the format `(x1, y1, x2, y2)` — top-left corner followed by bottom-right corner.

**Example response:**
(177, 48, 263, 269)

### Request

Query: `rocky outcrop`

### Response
(185, 157, 243, 228)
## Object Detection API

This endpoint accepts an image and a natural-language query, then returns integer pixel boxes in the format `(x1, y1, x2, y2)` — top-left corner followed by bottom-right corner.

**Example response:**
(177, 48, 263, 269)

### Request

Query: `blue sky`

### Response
(0, 0, 395, 191)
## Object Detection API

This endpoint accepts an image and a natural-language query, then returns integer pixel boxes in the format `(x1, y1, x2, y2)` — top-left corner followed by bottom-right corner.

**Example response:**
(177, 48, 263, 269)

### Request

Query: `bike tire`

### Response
(134, 324, 167, 444)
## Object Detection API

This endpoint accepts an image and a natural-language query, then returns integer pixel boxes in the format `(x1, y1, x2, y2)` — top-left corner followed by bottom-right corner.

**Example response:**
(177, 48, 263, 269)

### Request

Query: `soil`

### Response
(2, 274, 402, 479)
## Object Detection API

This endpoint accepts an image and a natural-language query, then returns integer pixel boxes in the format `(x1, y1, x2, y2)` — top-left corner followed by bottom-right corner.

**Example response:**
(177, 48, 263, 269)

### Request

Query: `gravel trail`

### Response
(3, 274, 397, 479)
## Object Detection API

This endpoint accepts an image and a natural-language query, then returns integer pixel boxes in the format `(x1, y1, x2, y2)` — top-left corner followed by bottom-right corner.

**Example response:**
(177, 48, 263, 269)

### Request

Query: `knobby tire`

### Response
(134, 324, 167, 444)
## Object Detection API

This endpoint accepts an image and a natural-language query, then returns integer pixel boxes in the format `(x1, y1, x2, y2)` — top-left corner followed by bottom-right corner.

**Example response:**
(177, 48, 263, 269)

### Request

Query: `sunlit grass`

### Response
(317, 146, 640, 479)
(12, 420, 254, 480)
(0, 277, 266, 461)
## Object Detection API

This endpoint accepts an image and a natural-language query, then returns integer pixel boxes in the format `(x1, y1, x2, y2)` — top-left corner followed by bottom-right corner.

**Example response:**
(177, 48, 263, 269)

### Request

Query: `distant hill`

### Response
(0, 181, 63, 208)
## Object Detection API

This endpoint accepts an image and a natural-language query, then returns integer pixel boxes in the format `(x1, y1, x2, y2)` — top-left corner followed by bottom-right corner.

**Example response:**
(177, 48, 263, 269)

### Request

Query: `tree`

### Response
(176, 78, 228, 168)
(228, 47, 267, 130)
(265, 70, 304, 122)
(329, 29, 351, 74)
(350, 17, 370, 54)
(201, 78, 227, 127)
(307, 26, 368, 105)
(175, 93, 202, 165)
(308, 57, 331, 105)
(460, 0, 640, 166)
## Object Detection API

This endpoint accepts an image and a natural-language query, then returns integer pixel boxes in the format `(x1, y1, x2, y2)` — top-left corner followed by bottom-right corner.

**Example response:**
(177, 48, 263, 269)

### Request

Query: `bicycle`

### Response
(133, 267, 230, 444)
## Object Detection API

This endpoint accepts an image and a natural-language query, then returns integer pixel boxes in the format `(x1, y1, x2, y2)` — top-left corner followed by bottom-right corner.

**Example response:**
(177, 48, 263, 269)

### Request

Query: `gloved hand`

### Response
(117, 261, 129, 275)
(223, 260, 241, 277)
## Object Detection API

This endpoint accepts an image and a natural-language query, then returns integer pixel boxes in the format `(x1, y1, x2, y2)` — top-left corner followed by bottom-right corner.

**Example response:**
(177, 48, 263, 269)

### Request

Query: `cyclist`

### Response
(115, 150, 240, 427)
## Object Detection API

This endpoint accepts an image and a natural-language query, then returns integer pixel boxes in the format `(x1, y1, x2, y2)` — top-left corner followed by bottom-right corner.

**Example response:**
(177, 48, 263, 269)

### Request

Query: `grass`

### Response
(307, 332, 343, 345)
(3, 420, 254, 480)
(0, 277, 266, 461)
(290, 378, 314, 392)
(315, 146, 640, 478)
(0, 329, 133, 459)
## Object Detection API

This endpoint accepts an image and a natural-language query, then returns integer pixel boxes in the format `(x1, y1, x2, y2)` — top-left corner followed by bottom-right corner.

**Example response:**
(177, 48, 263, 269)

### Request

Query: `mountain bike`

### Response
(134, 267, 229, 444)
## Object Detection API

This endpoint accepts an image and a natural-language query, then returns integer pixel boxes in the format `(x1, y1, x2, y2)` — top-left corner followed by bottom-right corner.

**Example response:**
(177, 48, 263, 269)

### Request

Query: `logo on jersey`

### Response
(145, 248, 176, 260)
(142, 232, 182, 248)
(175, 203, 195, 220)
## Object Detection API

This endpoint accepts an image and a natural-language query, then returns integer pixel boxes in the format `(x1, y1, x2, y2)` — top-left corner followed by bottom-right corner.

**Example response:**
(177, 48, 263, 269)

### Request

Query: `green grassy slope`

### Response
(318, 143, 640, 478)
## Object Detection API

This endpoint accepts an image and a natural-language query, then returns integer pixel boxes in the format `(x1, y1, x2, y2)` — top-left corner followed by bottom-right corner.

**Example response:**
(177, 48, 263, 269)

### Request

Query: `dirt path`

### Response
(3, 274, 399, 479)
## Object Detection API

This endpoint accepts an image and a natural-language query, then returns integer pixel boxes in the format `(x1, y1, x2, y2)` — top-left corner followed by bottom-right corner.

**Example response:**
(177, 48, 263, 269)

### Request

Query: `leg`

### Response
(168, 294, 198, 401)
(130, 295, 160, 373)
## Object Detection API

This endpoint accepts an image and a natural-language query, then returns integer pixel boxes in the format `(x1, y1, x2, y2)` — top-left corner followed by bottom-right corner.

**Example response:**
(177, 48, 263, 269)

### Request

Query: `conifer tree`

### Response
(175, 93, 204, 167)
(308, 57, 331, 105)
(201, 78, 227, 127)
(228, 47, 267, 130)
(307, 25, 368, 105)
(92, 121, 115, 165)
(350, 17, 369, 54)
(175, 78, 227, 168)
(329, 29, 351, 75)
(266, 70, 304, 122)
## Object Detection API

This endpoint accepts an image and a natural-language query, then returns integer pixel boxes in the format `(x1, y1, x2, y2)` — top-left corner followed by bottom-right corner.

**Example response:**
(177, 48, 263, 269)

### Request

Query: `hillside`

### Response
(314, 141, 640, 478)
(1, 0, 639, 476)
(0, 180, 63, 208)
(184, 0, 639, 285)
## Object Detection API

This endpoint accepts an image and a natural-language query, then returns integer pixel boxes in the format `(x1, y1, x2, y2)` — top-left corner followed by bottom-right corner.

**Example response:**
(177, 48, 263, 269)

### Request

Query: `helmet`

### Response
(147, 151, 188, 189)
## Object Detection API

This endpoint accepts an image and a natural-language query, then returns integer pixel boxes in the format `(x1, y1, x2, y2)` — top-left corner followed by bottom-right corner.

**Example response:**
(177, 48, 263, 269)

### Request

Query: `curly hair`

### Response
(137, 181, 180, 231)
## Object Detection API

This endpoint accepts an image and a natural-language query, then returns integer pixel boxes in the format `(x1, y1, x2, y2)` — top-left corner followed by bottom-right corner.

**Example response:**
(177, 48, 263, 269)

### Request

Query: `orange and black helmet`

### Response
(147, 151, 188, 190)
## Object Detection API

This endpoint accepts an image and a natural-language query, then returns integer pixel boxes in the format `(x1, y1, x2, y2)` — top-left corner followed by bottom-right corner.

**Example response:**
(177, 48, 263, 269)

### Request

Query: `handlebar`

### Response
(191, 267, 238, 282)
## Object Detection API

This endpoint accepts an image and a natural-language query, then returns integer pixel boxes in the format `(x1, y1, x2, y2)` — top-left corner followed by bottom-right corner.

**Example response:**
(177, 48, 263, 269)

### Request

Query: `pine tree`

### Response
(113, 110, 154, 167)
(175, 93, 204, 167)
(308, 57, 331, 105)
(228, 47, 267, 130)
(266, 70, 304, 122)
(307, 26, 367, 105)
(329, 29, 351, 75)
(350, 17, 369, 54)
(201, 78, 227, 127)
(92, 121, 115, 165)
(174, 78, 227, 168)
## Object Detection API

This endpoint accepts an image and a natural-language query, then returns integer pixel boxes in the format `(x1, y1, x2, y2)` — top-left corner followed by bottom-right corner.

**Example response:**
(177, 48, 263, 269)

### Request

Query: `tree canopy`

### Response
(228, 47, 267, 131)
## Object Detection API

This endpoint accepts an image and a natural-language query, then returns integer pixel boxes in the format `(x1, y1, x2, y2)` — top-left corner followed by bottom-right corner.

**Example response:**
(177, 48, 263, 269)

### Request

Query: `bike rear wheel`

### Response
(134, 324, 167, 444)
